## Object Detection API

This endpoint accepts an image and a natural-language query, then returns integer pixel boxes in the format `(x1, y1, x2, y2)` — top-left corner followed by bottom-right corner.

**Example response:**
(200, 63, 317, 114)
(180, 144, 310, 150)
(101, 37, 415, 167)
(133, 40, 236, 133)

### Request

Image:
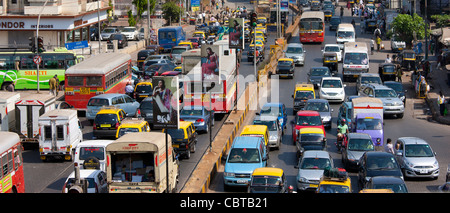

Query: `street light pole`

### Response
(36, 0, 50, 93)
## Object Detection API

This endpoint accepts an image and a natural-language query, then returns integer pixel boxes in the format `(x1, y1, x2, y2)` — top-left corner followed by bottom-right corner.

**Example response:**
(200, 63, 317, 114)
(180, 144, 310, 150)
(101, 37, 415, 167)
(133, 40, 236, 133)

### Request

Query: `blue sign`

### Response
(65, 40, 89, 50)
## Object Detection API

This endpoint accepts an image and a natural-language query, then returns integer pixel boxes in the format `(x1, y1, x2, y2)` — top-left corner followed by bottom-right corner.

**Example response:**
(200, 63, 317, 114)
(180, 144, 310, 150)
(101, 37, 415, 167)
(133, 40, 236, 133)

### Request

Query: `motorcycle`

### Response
(335, 127, 347, 153)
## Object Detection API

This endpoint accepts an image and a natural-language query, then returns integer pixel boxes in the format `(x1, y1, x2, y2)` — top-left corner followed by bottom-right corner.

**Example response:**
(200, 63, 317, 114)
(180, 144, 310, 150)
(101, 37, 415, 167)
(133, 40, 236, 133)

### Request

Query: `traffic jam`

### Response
(0, 0, 449, 195)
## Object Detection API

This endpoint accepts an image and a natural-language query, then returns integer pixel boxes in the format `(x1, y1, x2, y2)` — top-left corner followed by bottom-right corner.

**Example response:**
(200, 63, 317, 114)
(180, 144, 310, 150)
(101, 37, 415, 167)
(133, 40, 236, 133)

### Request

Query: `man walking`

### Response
(49, 74, 58, 96)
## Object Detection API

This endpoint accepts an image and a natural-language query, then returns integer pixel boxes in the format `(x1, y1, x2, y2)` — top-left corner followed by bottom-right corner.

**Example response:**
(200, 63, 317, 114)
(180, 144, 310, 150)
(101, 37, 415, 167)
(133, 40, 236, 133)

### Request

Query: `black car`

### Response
(329, 16, 341, 31)
(139, 97, 154, 127)
(307, 67, 331, 88)
(107, 33, 128, 49)
(364, 176, 409, 193)
(358, 152, 404, 189)
(137, 49, 156, 71)
(144, 63, 176, 78)
(384, 81, 406, 104)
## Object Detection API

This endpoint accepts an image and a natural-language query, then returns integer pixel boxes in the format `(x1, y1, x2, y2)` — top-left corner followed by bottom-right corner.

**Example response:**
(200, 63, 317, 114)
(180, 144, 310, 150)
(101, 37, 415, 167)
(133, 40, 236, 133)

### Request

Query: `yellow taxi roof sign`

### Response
(252, 167, 284, 177)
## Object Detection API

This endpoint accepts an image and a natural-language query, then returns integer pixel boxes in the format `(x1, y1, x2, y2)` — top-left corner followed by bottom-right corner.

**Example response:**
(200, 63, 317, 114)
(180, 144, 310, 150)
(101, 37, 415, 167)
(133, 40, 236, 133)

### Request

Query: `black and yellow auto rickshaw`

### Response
(323, 52, 338, 74)
(398, 50, 416, 71)
(378, 62, 398, 82)
(324, 10, 333, 22)
(365, 19, 377, 33)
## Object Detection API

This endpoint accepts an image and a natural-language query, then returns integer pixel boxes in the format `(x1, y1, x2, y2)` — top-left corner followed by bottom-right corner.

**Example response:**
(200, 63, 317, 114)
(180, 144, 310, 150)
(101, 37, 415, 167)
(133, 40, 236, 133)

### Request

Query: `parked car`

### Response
(62, 169, 108, 193)
(358, 83, 404, 118)
(394, 137, 439, 179)
(364, 176, 408, 193)
(304, 99, 332, 129)
(121, 27, 139, 41)
(101, 27, 119, 40)
(308, 67, 332, 88)
(107, 33, 128, 49)
(384, 81, 406, 104)
(320, 77, 346, 103)
(295, 150, 334, 191)
(342, 133, 375, 170)
(86, 94, 140, 121)
(179, 105, 214, 133)
(358, 151, 404, 189)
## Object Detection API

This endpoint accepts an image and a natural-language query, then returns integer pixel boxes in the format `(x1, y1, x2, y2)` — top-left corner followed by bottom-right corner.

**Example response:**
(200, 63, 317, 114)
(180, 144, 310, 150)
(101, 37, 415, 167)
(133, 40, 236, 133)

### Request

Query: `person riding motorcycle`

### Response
(337, 119, 349, 150)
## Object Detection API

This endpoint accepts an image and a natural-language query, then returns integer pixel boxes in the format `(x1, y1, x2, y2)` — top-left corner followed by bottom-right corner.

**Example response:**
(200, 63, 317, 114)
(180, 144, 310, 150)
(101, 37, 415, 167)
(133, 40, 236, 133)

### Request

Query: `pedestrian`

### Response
(384, 138, 395, 154)
(125, 82, 134, 97)
(385, 54, 392, 63)
(340, 6, 344, 17)
(396, 66, 403, 82)
(376, 36, 381, 52)
(351, 6, 354, 16)
(49, 74, 58, 96)
(438, 91, 446, 116)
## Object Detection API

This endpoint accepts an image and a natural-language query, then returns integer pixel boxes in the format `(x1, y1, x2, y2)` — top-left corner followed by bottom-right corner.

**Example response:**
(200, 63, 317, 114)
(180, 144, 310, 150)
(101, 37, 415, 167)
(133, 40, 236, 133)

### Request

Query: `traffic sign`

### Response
(33, 55, 42, 64)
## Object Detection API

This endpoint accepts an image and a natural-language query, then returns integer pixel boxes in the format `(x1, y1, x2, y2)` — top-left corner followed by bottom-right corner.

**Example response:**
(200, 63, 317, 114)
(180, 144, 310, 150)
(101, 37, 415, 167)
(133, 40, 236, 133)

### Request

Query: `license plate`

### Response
(173, 144, 179, 148)
(237, 179, 248, 184)
(100, 124, 111, 128)
(309, 184, 318, 188)
(353, 75, 358, 77)
(80, 87, 90, 95)
(419, 169, 428, 174)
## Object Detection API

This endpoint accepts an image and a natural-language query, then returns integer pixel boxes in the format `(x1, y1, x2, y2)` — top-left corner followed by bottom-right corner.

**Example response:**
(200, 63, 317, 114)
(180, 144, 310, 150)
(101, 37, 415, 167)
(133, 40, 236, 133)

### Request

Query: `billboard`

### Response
(152, 76, 179, 129)
(201, 44, 221, 81)
(229, 18, 244, 49)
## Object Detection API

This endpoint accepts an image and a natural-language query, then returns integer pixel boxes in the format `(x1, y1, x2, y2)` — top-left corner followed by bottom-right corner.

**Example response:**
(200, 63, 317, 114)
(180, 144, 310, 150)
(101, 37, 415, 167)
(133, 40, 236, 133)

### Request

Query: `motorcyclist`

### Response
(337, 119, 349, 148)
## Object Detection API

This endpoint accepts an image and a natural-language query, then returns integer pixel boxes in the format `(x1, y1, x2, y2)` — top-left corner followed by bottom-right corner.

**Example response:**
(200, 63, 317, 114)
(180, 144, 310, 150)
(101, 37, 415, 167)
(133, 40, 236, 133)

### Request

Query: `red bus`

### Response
(64, 53, 132, 110)
(182, 40, 238, 113)
(0, 131, 25, 193)
(299, 11, 325, 43)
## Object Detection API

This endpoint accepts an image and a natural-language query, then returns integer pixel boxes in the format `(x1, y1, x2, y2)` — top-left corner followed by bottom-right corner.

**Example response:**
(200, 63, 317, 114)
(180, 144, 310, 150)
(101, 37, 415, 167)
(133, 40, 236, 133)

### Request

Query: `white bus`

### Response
(343, 42, 369, 82)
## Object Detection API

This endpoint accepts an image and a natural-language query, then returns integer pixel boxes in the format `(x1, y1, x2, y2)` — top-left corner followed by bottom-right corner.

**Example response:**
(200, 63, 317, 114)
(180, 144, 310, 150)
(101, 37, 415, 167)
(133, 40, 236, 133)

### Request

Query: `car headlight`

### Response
(323, 116, 331, 122)
(298, 177, 308, 183)
(404, 160, 414, 169)
(339, 90, 345, 95)
(269, 135, 278, 141)
(433, 160, 439, 168)
(321, 90, 327, 96)
(224, 172, 235, 177)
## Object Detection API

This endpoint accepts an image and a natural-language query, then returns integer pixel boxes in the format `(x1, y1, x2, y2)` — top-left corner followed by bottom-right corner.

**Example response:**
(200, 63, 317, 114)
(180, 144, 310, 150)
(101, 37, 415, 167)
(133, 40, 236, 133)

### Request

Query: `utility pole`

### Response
(424, 0, 428, 60)
(97, 0, 101, 54)
(36, 0, 50, 93)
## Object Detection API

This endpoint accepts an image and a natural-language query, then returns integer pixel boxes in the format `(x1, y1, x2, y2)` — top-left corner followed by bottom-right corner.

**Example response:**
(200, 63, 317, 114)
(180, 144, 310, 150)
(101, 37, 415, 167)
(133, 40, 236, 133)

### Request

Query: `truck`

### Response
(351, 97, 384, 149)
(342, 42, 369, 81)
(15, 92, 56, 144)
(0, 91, 20, 131)
(38, 109, 83, 161)
(106, 132, 179, 193)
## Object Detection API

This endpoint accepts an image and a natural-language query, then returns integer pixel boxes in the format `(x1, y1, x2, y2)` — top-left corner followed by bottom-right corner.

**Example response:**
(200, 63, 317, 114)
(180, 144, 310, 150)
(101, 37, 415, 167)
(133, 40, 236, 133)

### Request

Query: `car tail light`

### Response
(115, 122, 120, 129)
(179, 118, 184, 121)
(93, 122, 97, 130)
(196, 118, 204, 123)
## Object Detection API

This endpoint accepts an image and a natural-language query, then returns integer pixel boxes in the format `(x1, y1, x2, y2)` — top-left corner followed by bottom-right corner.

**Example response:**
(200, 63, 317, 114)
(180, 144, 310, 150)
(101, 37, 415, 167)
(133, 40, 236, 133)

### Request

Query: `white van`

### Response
(74, 140, 113, 172)
(336, 23, 355, 49)
(343, 42, 369, 81)
(38, 109, 83, 161)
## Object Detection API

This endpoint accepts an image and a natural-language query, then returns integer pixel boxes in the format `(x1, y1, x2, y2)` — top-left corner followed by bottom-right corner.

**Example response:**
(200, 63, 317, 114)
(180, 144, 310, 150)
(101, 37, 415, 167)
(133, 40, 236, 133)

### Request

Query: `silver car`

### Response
(295, 150, 334, 191)
(284, 43, 305, 66)
(304, 99, 333, 129)
(342, 133, 375, 170)
(253, 115, 282, 150)
(100, 28, 119, 40)
(394, 137, 439, 179)
(358, 83, 404, 118)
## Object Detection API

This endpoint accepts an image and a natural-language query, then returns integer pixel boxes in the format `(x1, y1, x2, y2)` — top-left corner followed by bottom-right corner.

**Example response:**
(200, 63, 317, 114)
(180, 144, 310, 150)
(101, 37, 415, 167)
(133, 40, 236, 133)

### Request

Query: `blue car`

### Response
(337, 101, 353, 127)
(223, 136, 268, 188)
(179, 105, 214, 133)
(258, 103, 287, 131)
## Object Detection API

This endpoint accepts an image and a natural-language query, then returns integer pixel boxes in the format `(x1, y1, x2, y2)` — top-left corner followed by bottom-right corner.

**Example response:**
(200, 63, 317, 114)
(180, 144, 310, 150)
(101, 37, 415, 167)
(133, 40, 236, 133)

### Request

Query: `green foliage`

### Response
(162, 1, 181, 24)
(132, 0, 156, 20)
(128, 10, 136, 26)
(391, 13, 429, 44)
(431, 14, 450, 28)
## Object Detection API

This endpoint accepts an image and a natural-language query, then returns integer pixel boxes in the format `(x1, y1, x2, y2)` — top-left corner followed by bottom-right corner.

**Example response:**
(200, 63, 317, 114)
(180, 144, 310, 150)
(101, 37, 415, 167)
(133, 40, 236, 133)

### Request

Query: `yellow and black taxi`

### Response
(317, 167, 352, 193)
(397, 50, 416, 71)
(116, 118, 151, 138)
(165, 121, 198, 159)
(93, 106, 127, 139)
(134, 80, 153, 102)
(276, 58, 295, 78)
(292, 83, 315, 114)
(248, 167, 288, 193)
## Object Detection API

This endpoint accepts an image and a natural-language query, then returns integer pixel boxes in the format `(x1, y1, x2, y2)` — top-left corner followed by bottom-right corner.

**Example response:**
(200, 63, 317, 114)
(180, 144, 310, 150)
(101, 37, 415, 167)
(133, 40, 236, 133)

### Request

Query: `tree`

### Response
(391, 13, 429, 45)
(431, 14, 450, 28)
(128, 10, 136, 26)
(162, 1, 181, 24)
(132, 0, 156, 21)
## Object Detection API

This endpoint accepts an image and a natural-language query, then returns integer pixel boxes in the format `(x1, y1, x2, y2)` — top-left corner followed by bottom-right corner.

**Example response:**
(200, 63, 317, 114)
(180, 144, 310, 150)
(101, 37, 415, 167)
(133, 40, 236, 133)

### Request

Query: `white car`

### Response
(322, 44, 342, 62)
(62, 169, 108, 193)
(320, 77, 346, 103)
(121, 27, 139, 41)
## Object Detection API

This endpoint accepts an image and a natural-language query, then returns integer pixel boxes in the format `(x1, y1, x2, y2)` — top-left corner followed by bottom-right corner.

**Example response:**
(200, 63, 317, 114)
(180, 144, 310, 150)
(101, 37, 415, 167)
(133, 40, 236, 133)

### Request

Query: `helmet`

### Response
(341, 119, 346, 124)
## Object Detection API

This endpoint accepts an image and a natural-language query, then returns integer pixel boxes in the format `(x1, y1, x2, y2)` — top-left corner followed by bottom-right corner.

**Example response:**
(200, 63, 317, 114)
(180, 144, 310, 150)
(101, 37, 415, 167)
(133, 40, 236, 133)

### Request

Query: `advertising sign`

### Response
(229, 18, 244, 49)
(152, 76, 179, 129)
(201, 44, 221, 81)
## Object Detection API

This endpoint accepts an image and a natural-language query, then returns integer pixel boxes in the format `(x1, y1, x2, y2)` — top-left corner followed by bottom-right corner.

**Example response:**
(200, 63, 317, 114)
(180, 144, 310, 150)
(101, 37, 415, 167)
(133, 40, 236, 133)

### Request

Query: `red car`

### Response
(187, 37, 201, 48)
(291, 110, 325, 143)
(160, 70, 181, 76)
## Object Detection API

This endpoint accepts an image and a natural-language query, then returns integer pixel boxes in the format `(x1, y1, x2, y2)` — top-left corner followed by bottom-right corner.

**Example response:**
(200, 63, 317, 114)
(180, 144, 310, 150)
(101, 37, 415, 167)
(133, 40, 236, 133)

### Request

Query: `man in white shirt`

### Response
(385, 54, 392, 63)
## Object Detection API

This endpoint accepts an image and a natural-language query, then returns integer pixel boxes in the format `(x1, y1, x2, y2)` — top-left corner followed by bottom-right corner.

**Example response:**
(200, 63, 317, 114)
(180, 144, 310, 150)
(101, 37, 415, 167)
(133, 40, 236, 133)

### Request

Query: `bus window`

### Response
(0, 55, 12, 70)
(86, 76, 103, 87)
(67, 76, 84, 86)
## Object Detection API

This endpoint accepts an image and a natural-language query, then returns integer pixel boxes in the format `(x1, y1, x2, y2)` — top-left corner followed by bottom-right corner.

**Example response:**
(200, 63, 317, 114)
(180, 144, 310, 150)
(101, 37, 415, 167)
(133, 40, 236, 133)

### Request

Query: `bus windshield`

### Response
(300, 21, 324, 31)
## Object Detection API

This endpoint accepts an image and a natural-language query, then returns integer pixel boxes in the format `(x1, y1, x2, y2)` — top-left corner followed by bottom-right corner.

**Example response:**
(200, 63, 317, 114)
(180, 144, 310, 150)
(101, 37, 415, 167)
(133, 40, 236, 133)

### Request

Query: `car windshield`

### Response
(278, 61, 292, 66)
(118, 128, 140, 137)
(385, 83, 403, 93)
(79, 147, 105, 160)
(123, 28, 136, 32)
(300, 158, 331, 169)
(172, 48, 187, 54)
(253, 120, 278, 131)
(300, 134, 324, 142)
(227, 148, 261, 163)
(295, 91, 314, 100)
(361, 77, 382, 84)
(296, 115, 322, 126)
(383, 65, 396, 73)
(404, 52, 415, 58)
(330, 18, 341, 25)
(95, 114, 117, 124)
(136, 84, 152, 93)
(103, 28, 115, 33)
(375, 89, 397, 98)
(140, 101, 153, 111)
(372, 183, 408, 193)
(260, 106, 282, 117)
(405, 144, 434, 157)
(344, 53, 368, 65)
(110, 34, 123, 40)
(366, 156, 399, 170)
(356, 118, 382, 130)
(322, 79, 342, 88)
(305, 102, 329, 112)
(348, 139, 375, 151)
(318, 185, 350, 193)
(337, 31, 354, 39)
(88, 98, 109, 106)
(324, 46, 340, 52)
(311, 68, 330, 76)
(286, 47, 303, 54)
(181, 109, 203, 116)
(66, 178, 95, 189)
(166, 129, 185, 139)
(251, 176, 281, 186)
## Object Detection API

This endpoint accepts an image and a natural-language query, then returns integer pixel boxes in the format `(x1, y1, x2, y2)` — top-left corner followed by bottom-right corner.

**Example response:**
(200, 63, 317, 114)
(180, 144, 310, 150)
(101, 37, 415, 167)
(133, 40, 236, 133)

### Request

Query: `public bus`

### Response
(0, 48, 83, 90)
(0, 131, 25, 193)
(182, 39, 238, 114)
(299, 11, 325, 43)
(64, 53, 132, 110)
(158, 26, 186, 52)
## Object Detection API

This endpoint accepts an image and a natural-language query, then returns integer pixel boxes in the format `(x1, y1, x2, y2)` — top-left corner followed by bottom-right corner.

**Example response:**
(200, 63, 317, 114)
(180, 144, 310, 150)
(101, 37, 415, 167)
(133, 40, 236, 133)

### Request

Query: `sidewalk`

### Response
(424, 56, 450, 125)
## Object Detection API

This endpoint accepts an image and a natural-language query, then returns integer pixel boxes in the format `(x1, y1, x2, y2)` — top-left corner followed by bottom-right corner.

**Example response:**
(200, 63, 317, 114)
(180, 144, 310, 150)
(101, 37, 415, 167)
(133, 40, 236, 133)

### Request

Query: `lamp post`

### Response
(36, 0, 50, 93)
